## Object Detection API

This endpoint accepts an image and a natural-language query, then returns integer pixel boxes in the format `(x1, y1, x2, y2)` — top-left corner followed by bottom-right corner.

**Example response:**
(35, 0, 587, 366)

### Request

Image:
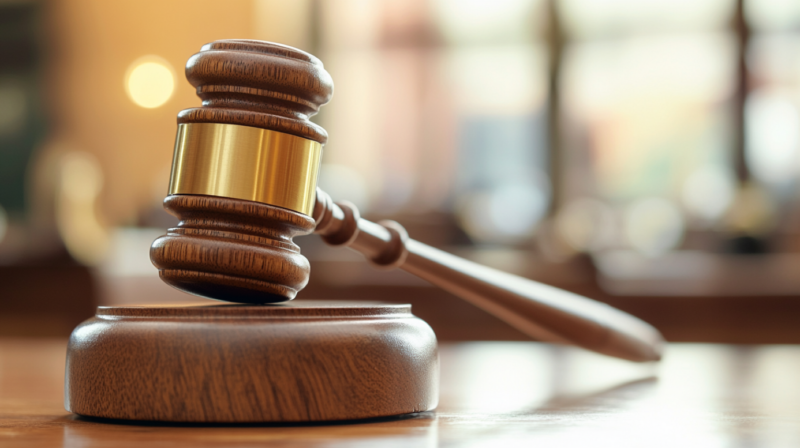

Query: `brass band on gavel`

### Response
(168, 122, 322, 216)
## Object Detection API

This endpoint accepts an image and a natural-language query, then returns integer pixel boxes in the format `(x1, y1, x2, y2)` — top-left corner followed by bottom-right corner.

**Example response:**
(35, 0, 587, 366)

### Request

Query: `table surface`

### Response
(2, 338, 800, 448)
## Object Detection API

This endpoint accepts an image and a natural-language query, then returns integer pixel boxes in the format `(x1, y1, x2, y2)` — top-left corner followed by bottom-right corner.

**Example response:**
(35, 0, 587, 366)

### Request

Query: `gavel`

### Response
(149, 39, 662, 363)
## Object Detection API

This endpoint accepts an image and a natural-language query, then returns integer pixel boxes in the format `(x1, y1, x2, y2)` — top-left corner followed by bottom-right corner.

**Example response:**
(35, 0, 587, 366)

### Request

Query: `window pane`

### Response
(746, 0, 800, 32)
(318, 0, 549, 243)
(561, 33, 737, 235)
(560, 0, 735, 39)
(746, 35, 800, 195)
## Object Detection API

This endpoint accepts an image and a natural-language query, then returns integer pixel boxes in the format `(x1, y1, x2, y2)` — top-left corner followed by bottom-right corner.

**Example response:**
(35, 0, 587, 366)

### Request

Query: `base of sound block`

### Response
(65, 301, 438, 422)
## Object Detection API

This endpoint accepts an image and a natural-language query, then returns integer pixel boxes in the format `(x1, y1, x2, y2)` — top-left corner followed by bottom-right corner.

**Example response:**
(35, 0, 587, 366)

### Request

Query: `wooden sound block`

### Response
(65, 301, 439, 423)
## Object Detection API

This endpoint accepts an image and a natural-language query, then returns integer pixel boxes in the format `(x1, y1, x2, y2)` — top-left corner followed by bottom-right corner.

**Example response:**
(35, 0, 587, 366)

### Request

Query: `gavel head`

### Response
(150, 40, 333, 304)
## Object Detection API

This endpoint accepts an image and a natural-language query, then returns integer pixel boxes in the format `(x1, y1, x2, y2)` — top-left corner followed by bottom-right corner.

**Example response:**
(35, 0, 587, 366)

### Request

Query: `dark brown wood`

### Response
(8, 338, 800, 447)
(150, 195, 315, 303)
(149, 188, 657, 361)
(64, 301, 438, 422)
(150, 39, 662, 361)
(0, 263, 97, 337)
(178, 39, 333, 143)
(149, 39, 334, 303)
(313, 189, 663, 362)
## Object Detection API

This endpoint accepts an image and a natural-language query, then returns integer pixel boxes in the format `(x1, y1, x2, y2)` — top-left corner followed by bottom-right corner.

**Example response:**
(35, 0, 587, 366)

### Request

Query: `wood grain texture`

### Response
(178, 39, 333, 143)
(150, 38, 658, 370)
(7, 338, 800, 447)
(313, 189, 663, 362)
(153, 39, 331, 302)
(150, 195, 315, 303)
(64, 301, 438, 422)
(149, 188, 662, 361)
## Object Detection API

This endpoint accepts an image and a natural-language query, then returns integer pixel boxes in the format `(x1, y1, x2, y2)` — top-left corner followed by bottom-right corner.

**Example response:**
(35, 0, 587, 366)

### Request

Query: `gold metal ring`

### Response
(168, 123, 322, 216)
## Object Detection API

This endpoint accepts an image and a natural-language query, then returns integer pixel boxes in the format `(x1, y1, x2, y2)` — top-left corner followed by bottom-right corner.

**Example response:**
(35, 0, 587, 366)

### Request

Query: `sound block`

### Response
(65, 301, 438, 422)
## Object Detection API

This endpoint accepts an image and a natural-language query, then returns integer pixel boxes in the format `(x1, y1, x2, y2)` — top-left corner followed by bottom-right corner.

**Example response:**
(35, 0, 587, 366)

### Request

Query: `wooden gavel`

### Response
(150, 39, 663, 363)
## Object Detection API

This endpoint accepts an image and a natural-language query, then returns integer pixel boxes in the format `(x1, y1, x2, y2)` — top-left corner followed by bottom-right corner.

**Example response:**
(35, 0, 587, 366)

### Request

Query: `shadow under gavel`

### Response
(152, 186, 662, 362)
(149, 39, 662, 363)
(65, 39, 664, 425)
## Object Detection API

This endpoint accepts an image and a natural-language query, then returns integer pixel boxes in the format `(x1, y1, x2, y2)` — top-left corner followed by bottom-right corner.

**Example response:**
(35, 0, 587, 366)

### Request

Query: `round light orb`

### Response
(457, 180, 550, 244)
(681, 166, 735, 223)
(624, 197, 685, 257)
(745, 90, 800, 186)
(556, 198, 616, 253)
(125, 56, 175, 109)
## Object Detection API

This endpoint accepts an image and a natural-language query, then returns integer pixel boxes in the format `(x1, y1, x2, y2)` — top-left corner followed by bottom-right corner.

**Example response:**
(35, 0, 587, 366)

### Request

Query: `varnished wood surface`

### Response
(179, 39, 333, 143)
(154, 39, 662, 362)
(151, 195, 316, 302)
(4, 338, 800, 447)
(151, 188, 662, 362)
(65, 302, 438, 422)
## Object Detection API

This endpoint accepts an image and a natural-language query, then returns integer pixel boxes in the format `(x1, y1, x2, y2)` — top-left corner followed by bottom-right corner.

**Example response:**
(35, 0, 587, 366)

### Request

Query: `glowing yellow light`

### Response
(56, 152, 110, 265)
(125, 57, 175, 108)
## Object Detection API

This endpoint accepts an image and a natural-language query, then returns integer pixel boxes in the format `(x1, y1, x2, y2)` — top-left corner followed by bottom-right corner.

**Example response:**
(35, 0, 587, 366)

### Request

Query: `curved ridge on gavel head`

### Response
(151, 40, 330, 302)
(150, 39, 663, 362)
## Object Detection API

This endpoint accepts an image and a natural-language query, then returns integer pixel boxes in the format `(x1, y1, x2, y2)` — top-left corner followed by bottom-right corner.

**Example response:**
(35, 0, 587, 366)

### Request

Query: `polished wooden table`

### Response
(2, 338, 799, 447)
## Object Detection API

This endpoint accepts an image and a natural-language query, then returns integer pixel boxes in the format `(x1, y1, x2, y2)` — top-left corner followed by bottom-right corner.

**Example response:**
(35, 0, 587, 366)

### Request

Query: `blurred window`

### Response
(316, 0, 800, 256)
(559, 0, 738, 255)
(746, 0, 800, 197)
(317, 0, 550, 244)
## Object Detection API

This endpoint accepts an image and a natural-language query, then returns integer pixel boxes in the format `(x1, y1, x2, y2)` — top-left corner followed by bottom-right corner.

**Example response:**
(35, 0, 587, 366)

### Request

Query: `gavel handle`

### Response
(312, 189, 663, 362)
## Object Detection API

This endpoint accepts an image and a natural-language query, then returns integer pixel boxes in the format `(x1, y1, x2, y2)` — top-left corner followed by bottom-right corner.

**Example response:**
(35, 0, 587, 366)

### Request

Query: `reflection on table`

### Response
(3, 339, 800, 447)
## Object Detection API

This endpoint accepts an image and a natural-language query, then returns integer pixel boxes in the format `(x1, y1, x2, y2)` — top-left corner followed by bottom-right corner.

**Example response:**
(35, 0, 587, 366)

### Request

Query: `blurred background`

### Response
(2, 0, 800, 342)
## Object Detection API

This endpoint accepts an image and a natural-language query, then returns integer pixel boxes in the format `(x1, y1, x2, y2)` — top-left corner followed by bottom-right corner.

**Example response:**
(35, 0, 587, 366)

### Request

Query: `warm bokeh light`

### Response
(125, 57, 175, 109)
(624, 197, 685, 256)
(725, 182, 778, 236)
(681, 166, 735, 223)
(56, 152, 110, 265)
(556, 198, 616, 252)
(457, 179, 550, 244)
(745, 90, 800, 187)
